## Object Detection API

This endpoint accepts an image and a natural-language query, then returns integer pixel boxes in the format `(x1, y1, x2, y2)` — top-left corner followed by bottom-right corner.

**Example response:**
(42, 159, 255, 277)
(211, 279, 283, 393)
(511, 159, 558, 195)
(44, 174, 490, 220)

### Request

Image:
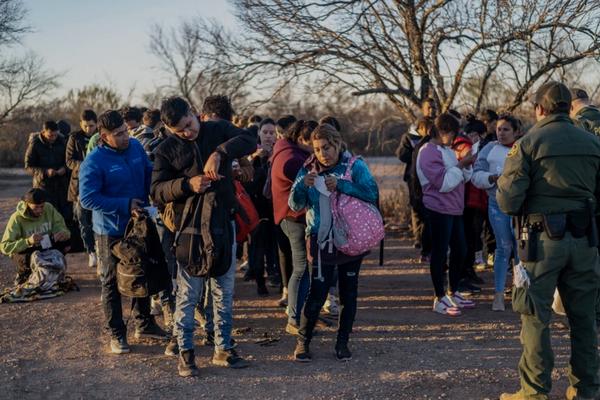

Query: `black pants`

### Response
(462, 207, 484, 280)
(11, 240, 70, 284)
(275, 224, 293, 289)
(95, 234, 151, 338)
(298, 258, 362, 345)
(249, 219, 278, 288)
(411, 202, 431, 256)
(483, 211, 496, 257)
(426, 209, 466, 298)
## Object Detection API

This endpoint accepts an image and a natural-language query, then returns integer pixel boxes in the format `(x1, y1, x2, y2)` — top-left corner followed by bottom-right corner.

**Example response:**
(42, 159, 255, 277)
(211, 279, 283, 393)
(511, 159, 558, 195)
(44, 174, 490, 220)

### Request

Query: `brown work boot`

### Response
(499, 390, 548, 400)
(178, 349, 199, 377)
(565, 386, 599, 400)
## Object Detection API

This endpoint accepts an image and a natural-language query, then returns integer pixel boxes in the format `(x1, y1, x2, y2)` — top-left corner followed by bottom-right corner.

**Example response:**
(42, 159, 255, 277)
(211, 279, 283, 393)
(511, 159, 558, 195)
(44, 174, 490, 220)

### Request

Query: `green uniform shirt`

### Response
(497, 113, 600, 215)
(574, 106, 600, 136)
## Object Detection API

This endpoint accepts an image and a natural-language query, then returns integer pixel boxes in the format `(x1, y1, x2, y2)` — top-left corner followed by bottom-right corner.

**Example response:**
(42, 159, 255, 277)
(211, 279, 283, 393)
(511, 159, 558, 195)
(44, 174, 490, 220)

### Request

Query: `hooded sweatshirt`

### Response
(270, 138, 311, 224)
(471, 141, 511, 203)
(0, 201, 70, 256)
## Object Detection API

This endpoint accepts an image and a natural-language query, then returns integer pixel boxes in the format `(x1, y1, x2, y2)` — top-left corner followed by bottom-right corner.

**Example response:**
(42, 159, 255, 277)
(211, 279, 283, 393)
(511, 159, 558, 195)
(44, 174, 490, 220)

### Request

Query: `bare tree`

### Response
(149, 19, 252, 112)
(229, 0, 600, 119)
(0, 0, 59, 125)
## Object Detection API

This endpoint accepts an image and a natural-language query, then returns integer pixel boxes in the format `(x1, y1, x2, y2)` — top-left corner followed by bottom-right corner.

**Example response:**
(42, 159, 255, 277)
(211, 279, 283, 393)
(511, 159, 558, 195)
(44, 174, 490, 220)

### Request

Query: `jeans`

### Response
(298, 258, 362, 344)
(280, 218, 310, 325)
(488, 198, 519, 293)
(95, 234, 151, 338)
(426, 209, 466, 298)
(154, 218, 176, 306)
(73, 201, 95, 253)
(175, 222, 236, 351)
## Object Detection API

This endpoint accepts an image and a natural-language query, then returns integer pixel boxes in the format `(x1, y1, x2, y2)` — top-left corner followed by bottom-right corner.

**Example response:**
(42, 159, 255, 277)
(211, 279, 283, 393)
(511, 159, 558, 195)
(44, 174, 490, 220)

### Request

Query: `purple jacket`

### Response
(416, 142, 472, 216)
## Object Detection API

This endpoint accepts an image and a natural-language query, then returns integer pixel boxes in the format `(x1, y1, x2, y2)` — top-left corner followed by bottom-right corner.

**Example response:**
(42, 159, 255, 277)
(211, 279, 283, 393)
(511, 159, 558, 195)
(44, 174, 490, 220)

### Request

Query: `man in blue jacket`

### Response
(79, 110, 167, 354)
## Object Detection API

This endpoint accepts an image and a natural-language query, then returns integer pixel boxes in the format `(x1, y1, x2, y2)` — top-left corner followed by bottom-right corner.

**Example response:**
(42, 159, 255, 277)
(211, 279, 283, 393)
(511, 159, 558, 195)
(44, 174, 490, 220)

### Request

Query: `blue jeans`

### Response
(280, 218, 310, 325)
(74, 201, 95, 253)
(174, 222, 236, 351)
(488, 197, 519, 293)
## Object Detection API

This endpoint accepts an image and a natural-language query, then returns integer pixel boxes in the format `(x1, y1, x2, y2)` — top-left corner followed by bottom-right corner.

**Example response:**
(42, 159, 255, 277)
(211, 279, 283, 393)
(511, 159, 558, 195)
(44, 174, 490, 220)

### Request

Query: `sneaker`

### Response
(88, 252, 98, 268)
(278, 288, 288, 308)
(474, 251, 484, 264)
(487, 253, 495, 267)
(134, 321, 169, 340)
(565, 385, 598, 400)
(257, 284, 269, 297)
(110, 336, 130, 354)
(323, 294, 339, 316)
(285, 323, 299, 336)
(492, 292, 505, 311)
(239, 260, 249, 272)
(212, 348, 249, 368)
(201, 331, 215, 346)
(294, 341, 312, 362)
(450, 293, 476, 309)
(335, 342, 352, 361)
(178, 349, 199, 377)
(457, 280, 481, 297)
(150, 297, 162, 316)
(164, 338, 179, 356)
(433, 297, 461, 316)
(267, 275, 281, 288)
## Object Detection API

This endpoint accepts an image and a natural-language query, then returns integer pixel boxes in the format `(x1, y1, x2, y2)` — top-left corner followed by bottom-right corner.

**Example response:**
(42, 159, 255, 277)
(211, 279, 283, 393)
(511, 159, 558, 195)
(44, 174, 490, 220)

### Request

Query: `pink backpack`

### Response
(331, 156, 384, 256)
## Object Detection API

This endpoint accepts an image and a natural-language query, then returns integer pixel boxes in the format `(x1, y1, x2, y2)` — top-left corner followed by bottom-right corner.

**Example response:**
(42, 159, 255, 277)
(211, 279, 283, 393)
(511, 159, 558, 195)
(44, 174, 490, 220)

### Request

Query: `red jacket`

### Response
(270, 138, 310, 224)
(452, 135, 487, 211)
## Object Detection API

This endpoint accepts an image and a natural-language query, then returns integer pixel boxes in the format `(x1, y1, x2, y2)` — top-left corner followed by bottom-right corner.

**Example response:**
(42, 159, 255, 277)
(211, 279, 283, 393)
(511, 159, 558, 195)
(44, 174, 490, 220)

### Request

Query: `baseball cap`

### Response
(534, 81, 572, 111)
(570, 87, 589, 100)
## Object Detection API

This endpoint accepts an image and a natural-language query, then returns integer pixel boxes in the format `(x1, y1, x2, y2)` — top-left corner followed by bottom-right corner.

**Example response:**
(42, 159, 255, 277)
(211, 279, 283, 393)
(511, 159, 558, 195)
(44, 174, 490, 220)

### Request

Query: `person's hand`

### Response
(204, 152, 224, 181)
(53, 231, 69, 242)
(325, 175, 337, 192)
(28, 233, 43, 246)
(458, 153, 475, 169)
(130, 198, 143, 213)
(56, 167, 67, 176)
(304, 172, 317, 187)
(251, 147, 268, 160)
(488, 175, 500, 184)
(188, 175, 212, 193)
(46, 169, 56, 177)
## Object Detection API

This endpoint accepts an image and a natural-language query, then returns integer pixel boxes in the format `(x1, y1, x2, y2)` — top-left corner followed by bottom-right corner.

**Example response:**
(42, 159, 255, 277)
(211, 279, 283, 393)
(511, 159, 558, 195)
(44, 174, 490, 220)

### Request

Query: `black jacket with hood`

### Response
(150, 118, 257, 277)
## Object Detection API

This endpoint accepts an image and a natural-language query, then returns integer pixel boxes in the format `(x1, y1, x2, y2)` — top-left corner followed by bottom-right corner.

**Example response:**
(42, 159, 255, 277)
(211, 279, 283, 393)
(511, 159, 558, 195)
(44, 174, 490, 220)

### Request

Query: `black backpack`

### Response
(408, 135, 431, 207)
(111, 211, 170, 297)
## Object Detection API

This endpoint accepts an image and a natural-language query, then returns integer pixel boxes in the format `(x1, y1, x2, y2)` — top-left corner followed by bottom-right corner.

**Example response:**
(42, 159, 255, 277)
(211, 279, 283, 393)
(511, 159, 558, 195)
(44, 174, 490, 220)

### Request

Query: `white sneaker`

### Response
(88, 252, 98, 268)
(239, 260, 249, 272)
(433, 297, 461, 316)
(150, 297, 162, 316)
(323, 294, 339, 316)
(449, 293, 476, 309)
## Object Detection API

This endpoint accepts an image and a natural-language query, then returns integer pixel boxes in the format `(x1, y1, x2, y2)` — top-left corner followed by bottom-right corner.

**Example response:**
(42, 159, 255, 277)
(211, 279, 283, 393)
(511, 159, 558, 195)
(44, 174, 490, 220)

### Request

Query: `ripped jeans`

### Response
(298, 258, 362, 344)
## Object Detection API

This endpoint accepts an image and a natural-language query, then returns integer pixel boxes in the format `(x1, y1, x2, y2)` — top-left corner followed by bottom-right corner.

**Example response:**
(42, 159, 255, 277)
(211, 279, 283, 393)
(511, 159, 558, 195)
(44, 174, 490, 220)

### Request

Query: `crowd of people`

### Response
(2, 82, 600, 399)
(0, 94, 380, 377)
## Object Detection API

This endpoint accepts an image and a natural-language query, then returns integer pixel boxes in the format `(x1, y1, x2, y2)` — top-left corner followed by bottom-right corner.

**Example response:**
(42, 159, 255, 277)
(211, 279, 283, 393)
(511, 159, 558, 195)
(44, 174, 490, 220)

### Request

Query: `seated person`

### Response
(0, 188, 70, 284)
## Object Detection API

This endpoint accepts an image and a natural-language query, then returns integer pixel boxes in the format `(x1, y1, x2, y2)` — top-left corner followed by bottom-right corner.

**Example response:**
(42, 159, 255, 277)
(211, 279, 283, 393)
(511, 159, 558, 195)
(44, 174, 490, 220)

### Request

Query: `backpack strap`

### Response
(342, 155, 360, 181)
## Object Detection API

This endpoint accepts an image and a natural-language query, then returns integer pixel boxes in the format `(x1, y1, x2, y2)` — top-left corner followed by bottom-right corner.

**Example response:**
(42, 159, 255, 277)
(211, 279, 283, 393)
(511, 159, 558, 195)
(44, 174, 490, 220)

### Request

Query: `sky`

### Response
(20, 0, 236, 102)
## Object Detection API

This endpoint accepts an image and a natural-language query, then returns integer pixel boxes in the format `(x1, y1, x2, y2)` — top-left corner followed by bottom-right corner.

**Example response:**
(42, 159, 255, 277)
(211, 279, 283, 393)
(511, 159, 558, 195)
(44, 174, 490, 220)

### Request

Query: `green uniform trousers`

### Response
(512, 232, 600, 399)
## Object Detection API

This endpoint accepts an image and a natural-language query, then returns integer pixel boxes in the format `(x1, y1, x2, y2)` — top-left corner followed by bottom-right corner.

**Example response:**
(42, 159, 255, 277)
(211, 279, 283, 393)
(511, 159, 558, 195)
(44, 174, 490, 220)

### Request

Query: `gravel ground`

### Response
(0, 168, 581, 400)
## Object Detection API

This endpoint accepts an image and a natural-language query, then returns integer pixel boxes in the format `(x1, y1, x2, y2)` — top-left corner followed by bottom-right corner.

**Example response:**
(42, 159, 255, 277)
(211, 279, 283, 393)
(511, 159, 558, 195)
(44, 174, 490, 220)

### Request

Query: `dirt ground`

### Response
(0, 163, 579, 400)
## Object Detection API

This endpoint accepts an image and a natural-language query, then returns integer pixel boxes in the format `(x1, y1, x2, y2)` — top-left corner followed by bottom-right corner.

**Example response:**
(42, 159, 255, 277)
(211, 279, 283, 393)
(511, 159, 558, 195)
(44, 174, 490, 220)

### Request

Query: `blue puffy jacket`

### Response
(79, 139, 152, 236)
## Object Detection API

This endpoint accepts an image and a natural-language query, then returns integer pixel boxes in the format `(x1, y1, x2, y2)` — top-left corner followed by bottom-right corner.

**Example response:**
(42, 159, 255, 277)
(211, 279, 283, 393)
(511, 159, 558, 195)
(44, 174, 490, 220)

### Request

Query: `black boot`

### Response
(178, 349, 199, 377)
(293, 340, 312, 362)
(335, 339, 352, 361)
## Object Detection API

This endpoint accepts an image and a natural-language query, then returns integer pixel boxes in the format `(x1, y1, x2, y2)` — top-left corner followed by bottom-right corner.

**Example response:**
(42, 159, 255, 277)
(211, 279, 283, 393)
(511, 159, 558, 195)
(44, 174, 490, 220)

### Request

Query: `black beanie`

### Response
(22, 188, 47, 204)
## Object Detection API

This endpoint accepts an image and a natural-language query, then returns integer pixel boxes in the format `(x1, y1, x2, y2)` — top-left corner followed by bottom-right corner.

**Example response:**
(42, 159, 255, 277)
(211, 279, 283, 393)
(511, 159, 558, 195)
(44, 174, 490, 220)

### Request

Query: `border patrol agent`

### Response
(570, 88, 600, 136)
(497, 82, 600, 400)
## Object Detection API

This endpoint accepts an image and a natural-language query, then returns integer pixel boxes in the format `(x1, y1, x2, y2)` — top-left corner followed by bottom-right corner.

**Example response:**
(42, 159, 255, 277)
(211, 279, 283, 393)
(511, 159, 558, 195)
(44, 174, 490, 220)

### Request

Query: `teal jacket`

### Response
(289, 152, 379, 236)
